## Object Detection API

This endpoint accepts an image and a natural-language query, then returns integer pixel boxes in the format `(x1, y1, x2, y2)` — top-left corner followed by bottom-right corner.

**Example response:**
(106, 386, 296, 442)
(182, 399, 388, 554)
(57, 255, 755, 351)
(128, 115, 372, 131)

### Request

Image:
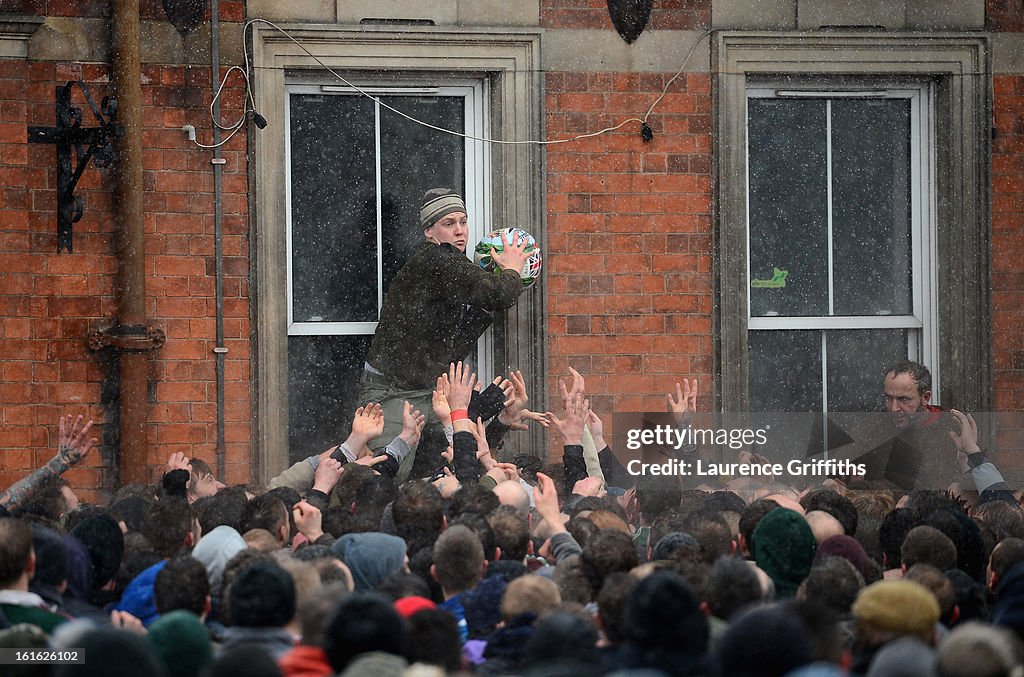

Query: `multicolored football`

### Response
(473, 227, 542, 288)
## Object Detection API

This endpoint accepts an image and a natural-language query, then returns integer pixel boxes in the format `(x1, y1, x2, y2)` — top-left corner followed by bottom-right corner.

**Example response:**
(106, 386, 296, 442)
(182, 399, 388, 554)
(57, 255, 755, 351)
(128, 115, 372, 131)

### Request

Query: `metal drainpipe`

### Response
(210, 0, 227, 481)
(110, 0, 148, 485)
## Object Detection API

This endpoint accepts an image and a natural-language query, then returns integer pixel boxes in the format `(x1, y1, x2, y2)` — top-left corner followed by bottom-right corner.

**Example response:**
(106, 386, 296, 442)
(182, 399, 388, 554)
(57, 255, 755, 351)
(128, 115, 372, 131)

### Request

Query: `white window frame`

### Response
(252, 25, 544, 483)
(712, 32, 990, 417)
(744, 84, 940, 406)
(284, 81, 491, 336)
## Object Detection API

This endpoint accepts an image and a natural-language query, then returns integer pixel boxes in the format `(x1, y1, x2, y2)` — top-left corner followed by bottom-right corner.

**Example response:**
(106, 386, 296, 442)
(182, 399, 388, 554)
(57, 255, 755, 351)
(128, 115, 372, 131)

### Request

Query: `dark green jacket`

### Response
(0, 604, 68, 634)
(366, 241, 524, 390)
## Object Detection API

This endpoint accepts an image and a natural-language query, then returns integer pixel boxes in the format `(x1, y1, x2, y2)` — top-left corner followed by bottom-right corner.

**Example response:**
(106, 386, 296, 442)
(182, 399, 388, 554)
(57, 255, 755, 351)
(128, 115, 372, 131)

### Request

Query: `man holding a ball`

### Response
(355, 188, 535, 480)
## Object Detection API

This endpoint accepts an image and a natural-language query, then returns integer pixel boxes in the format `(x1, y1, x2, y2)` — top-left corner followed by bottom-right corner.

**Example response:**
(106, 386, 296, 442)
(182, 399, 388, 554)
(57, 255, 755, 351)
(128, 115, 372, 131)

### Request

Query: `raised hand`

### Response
(398, 401, 426, 448)
(0, 413, 98, 512)
(354, 454, 390, 469)
(292, 500, 324, 541)
(667, 379, 698, 426)
(433, 466, 461, 498)
(549, 392, 589, 445)
(573, 476, 606, 498)
(533, 472, 566, 534)
(516, 409, 551, 430)
(57, 414, 97, 468)
(558, 367, 586, 406)
(166, 451, 190, 473)
(433, 374, 452, 423)
(499, 370, 530, 427)
(447, 361, 477, 412)
(486, 462, 518, 485)
(585, 409, 604, 440)
(470, 417, 495, 470)
(350, 403, 385, 444)
(495, 376, 515, 407)
(948, 409, 981, 454)
(949, 409, 982, 473)
(313, 457, 344, 494)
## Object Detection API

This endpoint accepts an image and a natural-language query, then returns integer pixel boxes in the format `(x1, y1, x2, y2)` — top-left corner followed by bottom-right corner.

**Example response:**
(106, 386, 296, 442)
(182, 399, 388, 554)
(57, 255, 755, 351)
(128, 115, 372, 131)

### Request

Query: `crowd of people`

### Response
(1, 190, 1020, 676)
(0, 359, 1022, 677)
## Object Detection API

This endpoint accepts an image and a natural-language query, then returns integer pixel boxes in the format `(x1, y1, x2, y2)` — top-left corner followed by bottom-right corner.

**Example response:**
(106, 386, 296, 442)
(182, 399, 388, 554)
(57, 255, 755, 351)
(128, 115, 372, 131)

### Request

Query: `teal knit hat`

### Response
(751, 508, 817, 598)
(147, 610, 213, 677)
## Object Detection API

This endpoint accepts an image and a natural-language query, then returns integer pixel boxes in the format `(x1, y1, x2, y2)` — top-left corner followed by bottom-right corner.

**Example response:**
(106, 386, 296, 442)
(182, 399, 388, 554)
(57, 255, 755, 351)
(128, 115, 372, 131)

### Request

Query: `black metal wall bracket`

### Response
(87, 324, 167, 353)
(27, 81, 122, 253)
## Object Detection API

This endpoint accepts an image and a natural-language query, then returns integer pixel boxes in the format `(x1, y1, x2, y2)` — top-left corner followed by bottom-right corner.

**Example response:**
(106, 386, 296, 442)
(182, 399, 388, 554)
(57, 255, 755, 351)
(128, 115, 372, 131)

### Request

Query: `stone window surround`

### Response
(713, 31, 991, 413)
(0, 14, 44, 59)
(251, 24, 544, 482)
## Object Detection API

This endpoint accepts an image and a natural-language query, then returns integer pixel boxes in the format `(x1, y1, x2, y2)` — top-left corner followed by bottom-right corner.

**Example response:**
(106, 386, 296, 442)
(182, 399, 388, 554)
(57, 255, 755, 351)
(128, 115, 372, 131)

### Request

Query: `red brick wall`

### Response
(544, 70, 713, 449)
(988, 0, 1024, 31)
(0, 55, 250, 502)
(993, 76, 1024, 422)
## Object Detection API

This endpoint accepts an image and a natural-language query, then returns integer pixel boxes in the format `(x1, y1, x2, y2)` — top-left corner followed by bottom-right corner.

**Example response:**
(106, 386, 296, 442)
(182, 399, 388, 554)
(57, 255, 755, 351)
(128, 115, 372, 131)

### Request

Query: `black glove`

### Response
(469, 382, 506, 422)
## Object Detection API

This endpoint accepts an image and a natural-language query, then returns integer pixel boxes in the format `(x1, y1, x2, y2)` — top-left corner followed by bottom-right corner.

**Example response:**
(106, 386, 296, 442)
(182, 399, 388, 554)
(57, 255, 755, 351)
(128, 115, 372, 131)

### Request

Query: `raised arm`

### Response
(0, 415, 97, 512)
(949, 409, 1015, 503)
(550, 392, 590, 495)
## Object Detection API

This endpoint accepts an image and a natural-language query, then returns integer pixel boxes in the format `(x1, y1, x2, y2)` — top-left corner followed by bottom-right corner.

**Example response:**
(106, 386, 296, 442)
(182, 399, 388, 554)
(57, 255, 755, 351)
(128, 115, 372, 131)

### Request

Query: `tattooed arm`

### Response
(0, 415, 97, 512)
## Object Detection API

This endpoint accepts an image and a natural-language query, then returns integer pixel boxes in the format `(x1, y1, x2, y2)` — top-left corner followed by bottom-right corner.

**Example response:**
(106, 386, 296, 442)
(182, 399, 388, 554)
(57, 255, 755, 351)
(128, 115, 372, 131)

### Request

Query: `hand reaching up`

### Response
(949, 409, 982, 473)
(447, 361, 477, 412)
(313, 457, 344, 494)
(292, 500, 324, 542)
(166, 451, 190, 473)
(398, 401, 426, 448)
(533, 472, 567, 535)
(549, 392, 589, 445)
(57, 414, 97, 468)
(350, 403, 385, 444)
(433, 375, 452, 423)
(667, 379, 698, 427)
(558, 367, 586, 406)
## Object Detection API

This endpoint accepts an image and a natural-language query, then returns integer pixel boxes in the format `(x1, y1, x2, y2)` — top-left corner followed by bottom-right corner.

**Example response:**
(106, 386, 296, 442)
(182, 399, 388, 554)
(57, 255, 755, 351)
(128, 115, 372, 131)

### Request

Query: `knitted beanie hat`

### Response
(751, 508, 817, 598)
(147, 610, 213, 677)
(420, 188, 466, 229)
(462, 574, 506, 638)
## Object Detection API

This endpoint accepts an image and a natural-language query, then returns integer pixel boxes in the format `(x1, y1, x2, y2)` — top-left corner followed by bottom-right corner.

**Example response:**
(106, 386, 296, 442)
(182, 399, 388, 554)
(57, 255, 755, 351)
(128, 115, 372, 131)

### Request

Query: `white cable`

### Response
(191, 17, 712, 149)
(210, 65, 253, 131)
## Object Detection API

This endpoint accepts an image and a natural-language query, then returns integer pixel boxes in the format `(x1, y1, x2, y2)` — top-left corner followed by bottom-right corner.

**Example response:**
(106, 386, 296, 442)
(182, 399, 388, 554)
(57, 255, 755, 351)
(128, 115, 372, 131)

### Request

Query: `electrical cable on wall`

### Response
(187, 18, 713, 150)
